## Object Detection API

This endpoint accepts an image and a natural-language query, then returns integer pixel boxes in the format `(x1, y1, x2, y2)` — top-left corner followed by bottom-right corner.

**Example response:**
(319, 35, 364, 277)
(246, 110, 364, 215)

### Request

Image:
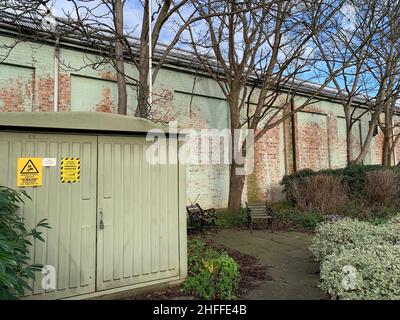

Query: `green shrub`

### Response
(320, 244, 400, 300)
(281, 164, 397, 196)
(215, 208, 247, 228)
(0, 186, 50, 299)
(287, 174, 349, 214)
(389, 215, 400, 224)
(182, 239, 240, 299)
(274, 208, 323, 230)
(298, 211, 324, 229)
(281, 165, 400, 215)
(365, 170, 400, 206)
(312, 216, 400, 299)
(310, 218, 400, 262)
(338, 164, 397, 195)
(281, 169, 315, 204)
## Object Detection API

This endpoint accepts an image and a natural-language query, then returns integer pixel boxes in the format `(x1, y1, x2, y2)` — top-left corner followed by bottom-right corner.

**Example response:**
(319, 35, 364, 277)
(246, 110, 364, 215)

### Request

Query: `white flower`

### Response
(341, 265, 358, 291)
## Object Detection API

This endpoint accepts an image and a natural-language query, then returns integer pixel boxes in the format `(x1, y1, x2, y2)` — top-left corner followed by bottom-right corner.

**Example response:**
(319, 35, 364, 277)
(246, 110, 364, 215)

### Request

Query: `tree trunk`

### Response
(382, 102, 393, 165)
(345, 111, 354, 164)
(135, 0, 151, 118)
(135, 70, 149, 118)
(114, 0, 127, 115)
(227, 160, 246, 213)
(353, 109, 381, 164)
(346, 129, 354, 164)
(227, 92, 246, 213)
(382, 133, 392, 165)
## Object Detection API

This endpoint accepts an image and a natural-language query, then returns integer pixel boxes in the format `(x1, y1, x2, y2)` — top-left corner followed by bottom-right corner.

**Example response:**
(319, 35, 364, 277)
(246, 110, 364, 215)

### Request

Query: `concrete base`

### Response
(62, 277, 184, 300)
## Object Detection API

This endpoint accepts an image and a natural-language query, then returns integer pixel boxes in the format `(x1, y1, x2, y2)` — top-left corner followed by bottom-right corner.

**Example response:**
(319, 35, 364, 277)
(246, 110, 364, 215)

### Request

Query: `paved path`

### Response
(212, 230, 327, 300)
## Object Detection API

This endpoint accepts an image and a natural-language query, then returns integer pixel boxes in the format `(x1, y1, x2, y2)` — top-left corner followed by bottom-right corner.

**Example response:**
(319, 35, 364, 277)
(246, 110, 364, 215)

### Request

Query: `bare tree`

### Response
(59, 0, 193, 117)
(313, 0, 387, 164)
(371, 2, 400, 165)
(113, 0, 128, 115)
(0, 1, 53, 62)
(182, 0, 347, 212)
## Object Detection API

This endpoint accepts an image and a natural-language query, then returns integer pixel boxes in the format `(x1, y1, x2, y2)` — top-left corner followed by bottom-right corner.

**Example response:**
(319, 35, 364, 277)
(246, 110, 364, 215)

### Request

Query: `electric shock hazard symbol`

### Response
(17, 158, 42, 187)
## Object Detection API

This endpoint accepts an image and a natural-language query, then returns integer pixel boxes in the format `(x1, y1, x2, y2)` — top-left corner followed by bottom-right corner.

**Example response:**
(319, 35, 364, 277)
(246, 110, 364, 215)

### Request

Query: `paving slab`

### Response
(212, 230, 327, 300)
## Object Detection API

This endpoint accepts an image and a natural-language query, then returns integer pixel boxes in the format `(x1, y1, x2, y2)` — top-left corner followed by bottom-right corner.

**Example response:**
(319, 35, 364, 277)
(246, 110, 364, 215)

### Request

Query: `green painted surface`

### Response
(96, 136, 181, 290)
(0, 132, 98, 299)
(0, 63, 34, 111)
(0, 111, 165, 133)
(70, 74, 138, 114)
(0, 130, 185, 299)
(0, 31, 384, 208)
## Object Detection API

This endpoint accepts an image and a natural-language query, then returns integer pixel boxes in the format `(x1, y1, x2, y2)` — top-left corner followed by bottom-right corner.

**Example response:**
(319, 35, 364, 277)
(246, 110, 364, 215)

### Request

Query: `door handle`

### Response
(99, 208, 104, 229)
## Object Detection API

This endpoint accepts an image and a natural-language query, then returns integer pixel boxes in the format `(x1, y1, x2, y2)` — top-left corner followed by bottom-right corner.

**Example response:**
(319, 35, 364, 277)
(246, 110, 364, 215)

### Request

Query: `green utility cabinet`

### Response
(0, 112, 187, 299)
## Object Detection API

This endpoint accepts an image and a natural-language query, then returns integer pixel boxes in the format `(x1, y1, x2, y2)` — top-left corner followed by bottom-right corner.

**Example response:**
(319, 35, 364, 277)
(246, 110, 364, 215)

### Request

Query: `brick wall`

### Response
(0, 34, 380, 208)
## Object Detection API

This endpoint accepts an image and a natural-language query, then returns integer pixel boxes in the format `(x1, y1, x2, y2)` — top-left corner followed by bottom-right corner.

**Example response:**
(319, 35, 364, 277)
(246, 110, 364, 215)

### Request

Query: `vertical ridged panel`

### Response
(168, 154, 179, 270)
(159, 161, 168, 272)
(0, 141, 9, 186)
(97, 136, 180, 291)
(141, 144, 151, 275)
(132, 144, 142, 276)
(122, 143, 132, 278)
(33, 141, 48, 294)
(58, 142, 71, 290)
(0, 132, 97, 299)
(69, 142, 81, 288)
(46, 141, 60, 293)
(150, 161, 160, 273)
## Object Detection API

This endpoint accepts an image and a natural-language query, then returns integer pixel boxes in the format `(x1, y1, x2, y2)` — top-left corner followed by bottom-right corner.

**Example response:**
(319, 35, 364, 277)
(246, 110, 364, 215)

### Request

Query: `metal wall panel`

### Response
(0, 132, 97, 299)
(96, 136, 180, 291)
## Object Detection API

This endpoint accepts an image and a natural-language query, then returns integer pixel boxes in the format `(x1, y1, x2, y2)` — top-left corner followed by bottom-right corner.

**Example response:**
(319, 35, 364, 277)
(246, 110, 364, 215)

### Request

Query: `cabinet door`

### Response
(0, 132, 97, 299)
(96, 136, 180, 291)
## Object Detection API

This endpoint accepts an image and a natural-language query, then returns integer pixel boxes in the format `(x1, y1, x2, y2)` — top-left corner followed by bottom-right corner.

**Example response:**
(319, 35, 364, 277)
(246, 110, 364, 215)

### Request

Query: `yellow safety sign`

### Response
(17, 158, 43, 187)
(61, 158, 80, 183)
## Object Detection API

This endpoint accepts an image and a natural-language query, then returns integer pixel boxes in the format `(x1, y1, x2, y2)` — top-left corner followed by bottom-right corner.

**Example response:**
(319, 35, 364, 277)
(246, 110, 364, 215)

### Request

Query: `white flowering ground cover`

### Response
(310, 216, 400, 300)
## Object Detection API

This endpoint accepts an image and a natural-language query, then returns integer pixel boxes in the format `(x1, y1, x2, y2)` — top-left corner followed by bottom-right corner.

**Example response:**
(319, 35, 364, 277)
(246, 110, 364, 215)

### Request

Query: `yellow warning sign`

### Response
(17, 158, 43, 187)
(61, 158, 80, 183)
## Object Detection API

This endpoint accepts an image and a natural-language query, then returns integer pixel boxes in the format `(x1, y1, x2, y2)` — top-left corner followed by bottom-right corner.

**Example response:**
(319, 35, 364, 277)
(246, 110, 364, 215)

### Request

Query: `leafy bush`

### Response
(281, 164, 398, 196)
(215, 208, 247, 228)
(0, 186, 50, 299)
(389, 215, 400, 224)
(274, 208, 323, 231)
(182, 239, 240, 299)
(311, 216, 400, 299)
(320, 244, 400, 300)
(281, 169, 315, 203)
(281, 165, 400, 215)
(310, 218, 400, 262)
(365, 170, 400, 206)
(287, 175, 349, 214)
(338, 164, 383, 195)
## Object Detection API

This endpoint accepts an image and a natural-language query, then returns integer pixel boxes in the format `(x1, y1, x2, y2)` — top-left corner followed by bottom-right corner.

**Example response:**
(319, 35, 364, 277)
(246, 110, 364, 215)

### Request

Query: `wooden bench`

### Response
(245, 201, 274, 233)
(186, 203, 216, 228)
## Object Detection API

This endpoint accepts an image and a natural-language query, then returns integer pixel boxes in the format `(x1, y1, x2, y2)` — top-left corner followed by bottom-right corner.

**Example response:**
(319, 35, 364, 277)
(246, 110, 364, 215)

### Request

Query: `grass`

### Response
(210, 201, 398, 233)
(214, 203, 322, 232)
(215, 208, 248, 228)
